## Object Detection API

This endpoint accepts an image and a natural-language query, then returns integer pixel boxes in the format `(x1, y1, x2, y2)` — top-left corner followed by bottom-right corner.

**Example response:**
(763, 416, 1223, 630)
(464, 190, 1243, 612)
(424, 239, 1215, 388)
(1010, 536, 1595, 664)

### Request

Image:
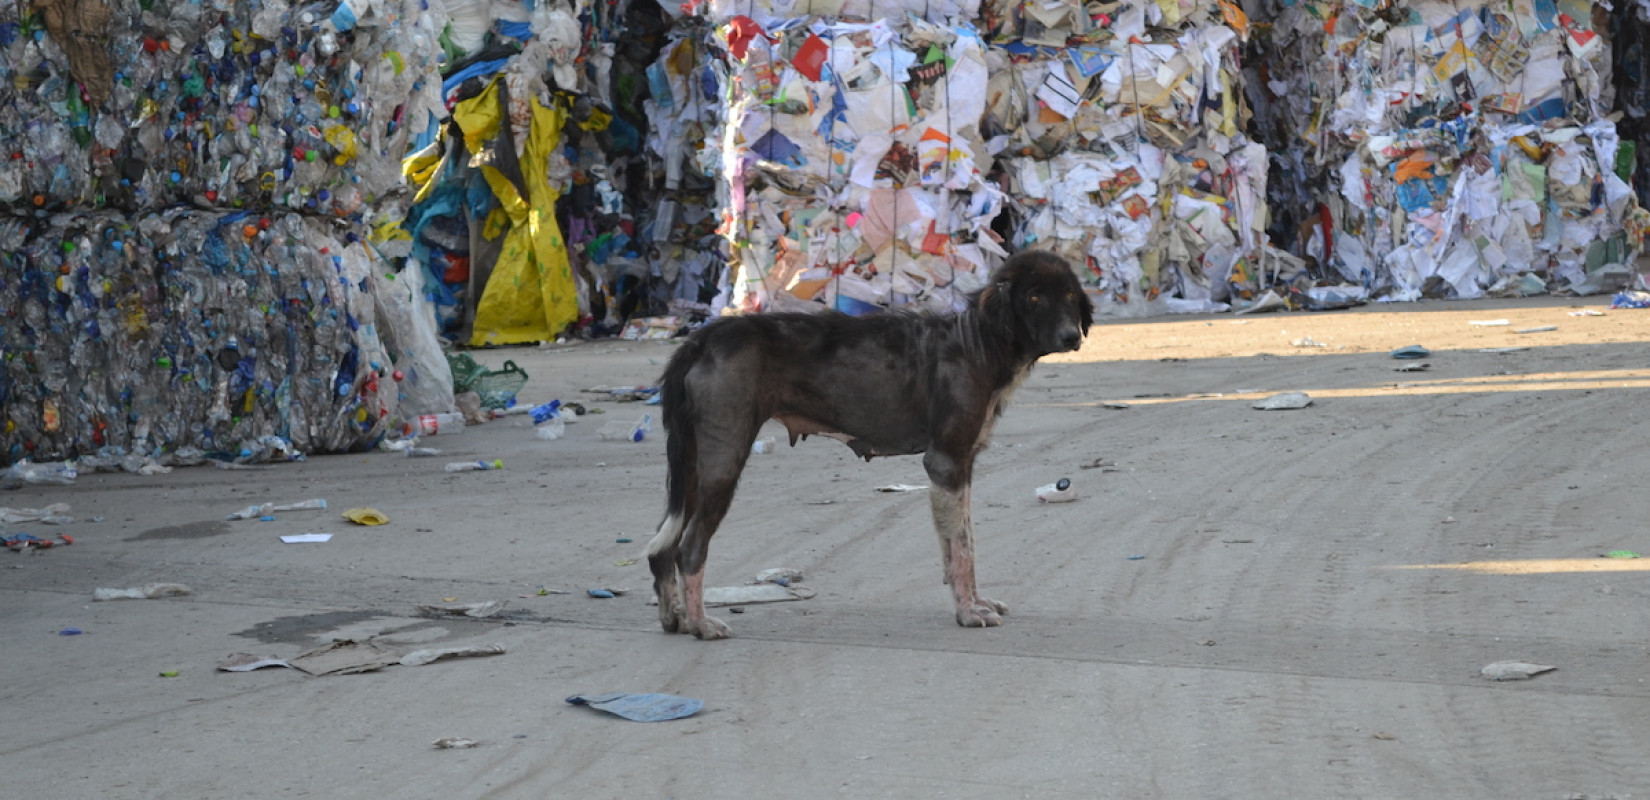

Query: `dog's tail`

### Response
(659, 334, 703, 519)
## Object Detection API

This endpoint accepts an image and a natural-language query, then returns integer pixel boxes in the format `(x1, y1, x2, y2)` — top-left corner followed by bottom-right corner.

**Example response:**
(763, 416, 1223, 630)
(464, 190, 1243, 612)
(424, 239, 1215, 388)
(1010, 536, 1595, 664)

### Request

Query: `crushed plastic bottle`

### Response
(598, 414, 652, 443)
(444, 459, 504, 473)
(1035, 478, 1077, 504)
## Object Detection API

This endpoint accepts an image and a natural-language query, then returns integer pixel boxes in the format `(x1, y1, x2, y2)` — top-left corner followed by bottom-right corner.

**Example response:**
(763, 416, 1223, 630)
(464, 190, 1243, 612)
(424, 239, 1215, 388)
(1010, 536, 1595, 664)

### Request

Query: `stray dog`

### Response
(647, 251, 1093, 638)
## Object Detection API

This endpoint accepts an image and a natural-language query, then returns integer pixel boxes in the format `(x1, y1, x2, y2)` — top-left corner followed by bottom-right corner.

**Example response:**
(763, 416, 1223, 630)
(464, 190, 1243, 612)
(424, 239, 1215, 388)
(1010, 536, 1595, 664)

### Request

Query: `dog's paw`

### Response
(955, 604, 1004, 628)
(658, 607, 684, 634)
(689, 615, 733, 640)
(976, 596, 1010, 616)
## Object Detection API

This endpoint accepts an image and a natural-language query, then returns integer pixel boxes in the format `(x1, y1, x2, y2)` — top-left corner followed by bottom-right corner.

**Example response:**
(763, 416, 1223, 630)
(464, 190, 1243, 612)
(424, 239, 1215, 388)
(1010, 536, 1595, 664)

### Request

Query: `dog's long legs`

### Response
(647, 512, 688, 633)
(923, 450, 1007, 627)
(675, 462, 744, 640)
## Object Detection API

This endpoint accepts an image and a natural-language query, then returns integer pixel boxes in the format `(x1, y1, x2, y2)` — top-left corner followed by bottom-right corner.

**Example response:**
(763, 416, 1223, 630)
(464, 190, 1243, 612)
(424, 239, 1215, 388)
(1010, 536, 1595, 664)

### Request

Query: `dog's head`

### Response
(975, 251, 1094, 357)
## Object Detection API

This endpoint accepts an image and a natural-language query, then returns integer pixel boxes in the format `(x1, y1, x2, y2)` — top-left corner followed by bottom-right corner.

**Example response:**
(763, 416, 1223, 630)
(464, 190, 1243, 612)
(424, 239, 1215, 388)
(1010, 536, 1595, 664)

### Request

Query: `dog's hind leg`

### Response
(647, 512, 688, 633)
(924, 451, 1007, 627)
(673, 423, 759, 639)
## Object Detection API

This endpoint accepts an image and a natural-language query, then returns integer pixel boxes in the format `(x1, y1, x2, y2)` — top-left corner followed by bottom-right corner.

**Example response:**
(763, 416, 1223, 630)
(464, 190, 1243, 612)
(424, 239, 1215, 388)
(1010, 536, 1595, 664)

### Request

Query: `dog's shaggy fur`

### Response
(647, 251, 1094, 638)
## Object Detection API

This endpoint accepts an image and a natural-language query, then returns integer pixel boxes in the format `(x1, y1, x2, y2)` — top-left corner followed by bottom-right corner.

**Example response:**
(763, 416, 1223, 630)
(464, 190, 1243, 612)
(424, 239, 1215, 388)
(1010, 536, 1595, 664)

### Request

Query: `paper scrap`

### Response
(281, 533, 333, 543)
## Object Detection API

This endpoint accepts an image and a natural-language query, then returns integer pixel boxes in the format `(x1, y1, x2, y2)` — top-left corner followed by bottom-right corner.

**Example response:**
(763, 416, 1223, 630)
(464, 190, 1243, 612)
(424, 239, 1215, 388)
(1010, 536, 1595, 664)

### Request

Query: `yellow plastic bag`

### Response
(456, 82, 579, 346)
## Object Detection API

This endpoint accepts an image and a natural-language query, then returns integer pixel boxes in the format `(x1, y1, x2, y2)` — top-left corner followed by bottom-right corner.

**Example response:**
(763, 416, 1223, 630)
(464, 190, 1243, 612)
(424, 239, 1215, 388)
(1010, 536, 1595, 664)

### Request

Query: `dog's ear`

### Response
(1078, 286, 1094, 335)
(976, 280, 1014, 337)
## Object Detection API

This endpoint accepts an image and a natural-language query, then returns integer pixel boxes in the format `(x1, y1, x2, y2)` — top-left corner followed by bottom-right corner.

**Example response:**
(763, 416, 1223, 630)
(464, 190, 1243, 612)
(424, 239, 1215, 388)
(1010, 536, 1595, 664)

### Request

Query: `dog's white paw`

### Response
(976, 596, 1010, 616)
(689, 616, 733, 640)
(956, 604, 1004, 628)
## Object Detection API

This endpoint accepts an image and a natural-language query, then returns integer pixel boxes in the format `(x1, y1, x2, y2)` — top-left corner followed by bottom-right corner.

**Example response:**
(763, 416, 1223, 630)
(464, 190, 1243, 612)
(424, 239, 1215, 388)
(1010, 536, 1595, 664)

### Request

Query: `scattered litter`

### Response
(416, 601, 509, 619)
(1469, 319, 1511, 327)
(1126, 555, 1145, 561)
(1196, 640, 1216, 647)
(1252, 392, 1313, 411)
(1478, 347, 1530, 354)
(1222, 539, 1255, 544)
(584, 385, 660, 402)
(1480, 661, 1556, 682)
(565, 692, 703, 722)
(1610, 290, 1650, 310)
(280, 533, 333, 544)
(703, 584, 815, 606)
(1569, 309, 1606, 317)
(875, 484, 929, 493)
(1035, 478, 1077, 504)
(1389, 345, 1430, 360)
(401, 643, 506, 667)
(1514, 326, 1557, 334)
(288, 640, 404, 676)
(5, 533, 73, 552)
(228, 498, 328, 521)
(0, 461, 78, 488)
(587, 589, 616, 599)
(159, 670, 180, 678)
(615, 558, 638, 567)
(217, 653, 294, 672)
(0, 503, 73, 525)
(341, 508, 390, 526)
(1604, 551, 1640, 560)
(59, 627, 82, 636)
(616, 537, 633, 544)
(93, 583, 192, 601)
(597, 415, 653, 442)
(433, 738, 479, 750)
(1236, 291, 1289, 315)
(1080, 458, 1119, 471)
(755, 568, 804, 586)
(1372, 732, 1396, 741)
(1100, 402, 1131, 410)
(1394, 362, 1431, 373)
(445, 459, 505, 473)
(751, 437, 776, 454)
(1290, 337, 1328, 348)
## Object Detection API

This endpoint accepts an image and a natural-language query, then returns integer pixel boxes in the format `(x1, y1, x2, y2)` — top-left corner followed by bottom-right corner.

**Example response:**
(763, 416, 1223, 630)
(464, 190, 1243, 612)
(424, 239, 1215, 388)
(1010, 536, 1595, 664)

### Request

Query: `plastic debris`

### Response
(227, 499, 328, 521)
(416, 601, 508, 619)
(1252, 392, 1313, 410)
(565, 692, 704, 722)
(1604, 550, 1641, 560)
(93, 583, 192, 601)
(1390, 345, 1430, 359)
(701, 584, 815, 606)
(1480, 661, 1557, 682)
(597, 415, 652, 443)
(875, 484, 930, 493)
(1036, 477, 1077, 503)
(433, 738, 479, 750)
(341, 508, 389, 526)
(217, 653, 294, 672)
(444, 459, 504, 473)
(279, 533, 332, 544)
(5, 533, 74, 552)
(400, 643, 506, 667)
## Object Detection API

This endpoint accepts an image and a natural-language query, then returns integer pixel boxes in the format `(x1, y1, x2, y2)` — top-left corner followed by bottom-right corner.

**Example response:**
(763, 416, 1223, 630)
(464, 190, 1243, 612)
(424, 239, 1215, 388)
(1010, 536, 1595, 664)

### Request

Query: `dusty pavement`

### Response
(4, 295, 1650, 799)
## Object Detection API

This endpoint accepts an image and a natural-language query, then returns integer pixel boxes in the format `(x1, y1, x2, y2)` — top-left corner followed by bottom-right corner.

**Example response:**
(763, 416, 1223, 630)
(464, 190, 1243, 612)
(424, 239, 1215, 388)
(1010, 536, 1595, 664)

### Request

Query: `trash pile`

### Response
(985, 0, 1272, 315)
(1257, 0, 1647, 302)
(688, 5, 1009, 315)
(0, 0, 452, 464)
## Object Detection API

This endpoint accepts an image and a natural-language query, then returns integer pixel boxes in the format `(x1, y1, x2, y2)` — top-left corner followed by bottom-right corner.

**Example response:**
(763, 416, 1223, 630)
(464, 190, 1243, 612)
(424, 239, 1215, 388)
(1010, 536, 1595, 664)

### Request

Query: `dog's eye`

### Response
(1029, 293, 1041, 304)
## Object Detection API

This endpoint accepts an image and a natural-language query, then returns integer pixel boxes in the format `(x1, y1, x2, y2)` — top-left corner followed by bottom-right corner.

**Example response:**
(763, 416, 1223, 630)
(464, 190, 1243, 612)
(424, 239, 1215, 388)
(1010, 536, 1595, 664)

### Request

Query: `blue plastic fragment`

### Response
(565, 692, 703, 722)
(59, 627, 83, 636)
(1126, 555, 1145, 560)
(587, 589, 615, 598)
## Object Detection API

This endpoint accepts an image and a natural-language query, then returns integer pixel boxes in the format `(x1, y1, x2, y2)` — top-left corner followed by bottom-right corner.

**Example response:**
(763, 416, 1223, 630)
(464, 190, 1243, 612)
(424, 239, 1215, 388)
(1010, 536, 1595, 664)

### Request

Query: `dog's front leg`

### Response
(924, 452, 1007, 627)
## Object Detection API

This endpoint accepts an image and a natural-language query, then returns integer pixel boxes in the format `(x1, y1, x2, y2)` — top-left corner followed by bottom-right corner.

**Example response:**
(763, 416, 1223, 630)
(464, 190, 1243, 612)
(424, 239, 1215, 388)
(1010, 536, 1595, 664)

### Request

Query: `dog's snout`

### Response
(1059, 330, 1082, 351)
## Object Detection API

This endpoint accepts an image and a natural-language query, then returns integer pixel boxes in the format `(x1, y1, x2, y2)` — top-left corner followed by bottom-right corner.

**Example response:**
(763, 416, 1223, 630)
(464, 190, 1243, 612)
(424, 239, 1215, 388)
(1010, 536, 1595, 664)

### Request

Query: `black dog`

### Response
(647, 251, 1093, 638)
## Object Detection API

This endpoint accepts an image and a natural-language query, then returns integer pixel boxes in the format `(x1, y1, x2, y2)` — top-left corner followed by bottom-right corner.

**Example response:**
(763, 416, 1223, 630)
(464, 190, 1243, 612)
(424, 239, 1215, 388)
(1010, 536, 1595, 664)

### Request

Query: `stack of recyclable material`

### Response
(397, 0, 638, 345)
(0, 210, 397, 463)
(1266, 0, 1644, 301)
(0, 0, 452, 464)
(695, 3, 1010, 315)
(642, 16, 729, 319)
(0, 0, 447, 214)
(981, 0, 1271, 315)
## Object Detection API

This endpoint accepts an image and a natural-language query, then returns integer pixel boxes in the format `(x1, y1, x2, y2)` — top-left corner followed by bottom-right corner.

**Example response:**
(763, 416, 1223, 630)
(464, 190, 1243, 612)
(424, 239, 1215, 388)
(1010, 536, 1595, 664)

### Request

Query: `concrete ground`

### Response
(4, 294, 1649, 799)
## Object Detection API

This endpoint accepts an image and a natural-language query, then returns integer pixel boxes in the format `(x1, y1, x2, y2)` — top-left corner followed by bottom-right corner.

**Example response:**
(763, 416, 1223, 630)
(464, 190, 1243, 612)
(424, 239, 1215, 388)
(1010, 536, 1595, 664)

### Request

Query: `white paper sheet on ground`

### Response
(281, 533, 333, 543)
(702, 584, 817, 606)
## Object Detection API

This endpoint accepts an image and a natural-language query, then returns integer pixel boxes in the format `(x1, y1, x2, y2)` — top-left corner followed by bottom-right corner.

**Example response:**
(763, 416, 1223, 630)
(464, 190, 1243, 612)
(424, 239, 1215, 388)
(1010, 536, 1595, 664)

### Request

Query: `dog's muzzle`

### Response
(1057, 329, 1083, 351)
